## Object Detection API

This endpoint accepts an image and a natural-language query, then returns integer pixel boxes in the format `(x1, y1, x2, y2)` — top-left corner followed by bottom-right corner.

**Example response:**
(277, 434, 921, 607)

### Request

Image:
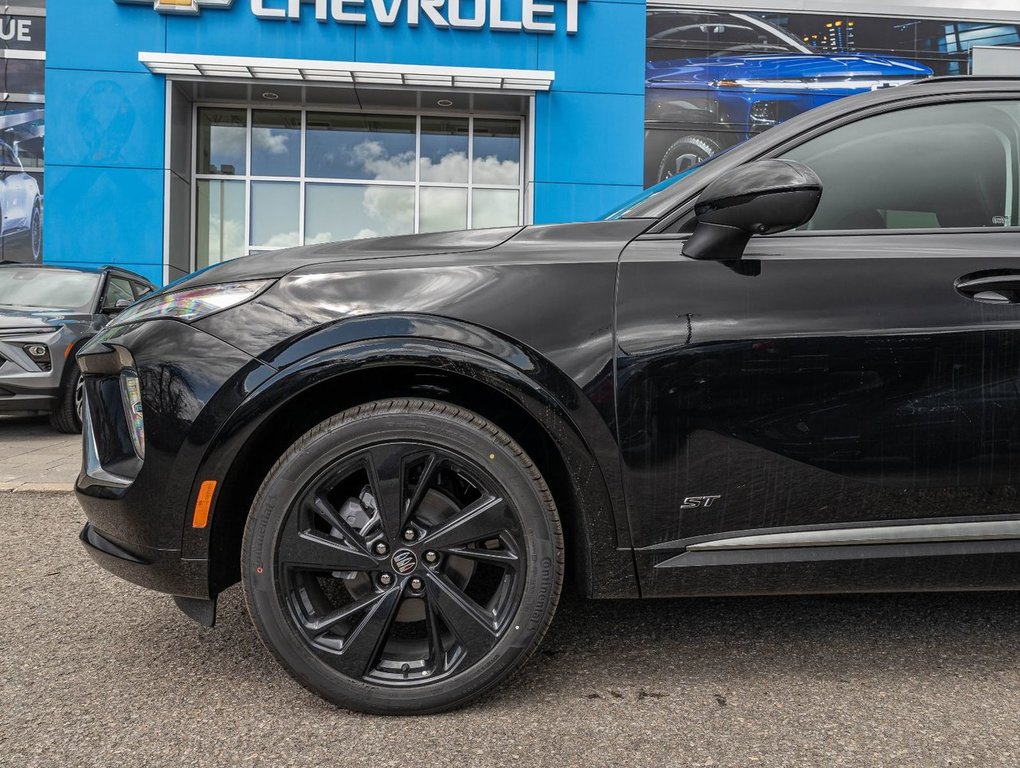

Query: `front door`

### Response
(616, 98, 1020, 595)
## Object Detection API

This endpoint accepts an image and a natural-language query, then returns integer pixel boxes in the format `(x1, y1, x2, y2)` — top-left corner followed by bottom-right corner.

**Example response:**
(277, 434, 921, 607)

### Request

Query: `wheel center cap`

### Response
(391, 549, 418, 575)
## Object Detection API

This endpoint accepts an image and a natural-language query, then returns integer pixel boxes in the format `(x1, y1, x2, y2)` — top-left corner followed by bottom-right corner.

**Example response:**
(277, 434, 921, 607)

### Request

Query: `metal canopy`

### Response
(139, 52, 556, 92)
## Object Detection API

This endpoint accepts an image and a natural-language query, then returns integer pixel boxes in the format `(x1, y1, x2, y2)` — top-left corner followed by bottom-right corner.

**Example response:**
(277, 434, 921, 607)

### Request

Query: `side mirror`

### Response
(102, 299, 132, 314)
(682, 159, 821, 261)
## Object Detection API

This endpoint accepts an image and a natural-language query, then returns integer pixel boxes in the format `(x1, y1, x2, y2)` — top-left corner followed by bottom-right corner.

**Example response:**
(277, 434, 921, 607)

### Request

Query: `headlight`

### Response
(110, 280, 273, 327)
(119, 369, 145, 460)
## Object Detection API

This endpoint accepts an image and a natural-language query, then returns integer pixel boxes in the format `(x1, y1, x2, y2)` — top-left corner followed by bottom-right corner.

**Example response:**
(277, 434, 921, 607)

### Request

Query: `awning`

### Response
(138, 52, 555, 92)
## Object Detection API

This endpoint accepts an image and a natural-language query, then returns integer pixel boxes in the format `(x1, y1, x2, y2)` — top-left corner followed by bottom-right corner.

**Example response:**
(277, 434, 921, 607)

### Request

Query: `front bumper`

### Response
(0, 381, 59, 412)
(80, 521, 209, 596)
(74, 318, 274, 599)
(0, 329, 68, 412)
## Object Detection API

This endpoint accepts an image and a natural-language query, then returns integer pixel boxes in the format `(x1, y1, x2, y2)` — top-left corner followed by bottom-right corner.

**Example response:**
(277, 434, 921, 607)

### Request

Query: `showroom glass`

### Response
(306, 113, 416, 180)
(252, 110, 302, 177)
(194, 107, 524, 268)
(421, 117, 469, 183)
(305, 184, 414, 243)
(782, 100, 1020, 230)
(473, 120, 521, 185)
(198, 108, 247, 175)
(196, 180, 245, 267)
(251, 182, 300, 248)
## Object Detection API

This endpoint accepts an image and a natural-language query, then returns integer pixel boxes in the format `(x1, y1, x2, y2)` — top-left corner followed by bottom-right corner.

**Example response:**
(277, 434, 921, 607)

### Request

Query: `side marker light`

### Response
(193, 480, 217, 529)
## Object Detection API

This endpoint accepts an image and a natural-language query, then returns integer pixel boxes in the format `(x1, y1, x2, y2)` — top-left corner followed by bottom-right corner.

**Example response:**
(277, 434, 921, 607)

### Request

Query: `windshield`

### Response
(646, 12, 808, 61)
(0, 268, 100, 312)
(603, 148, 728, 219)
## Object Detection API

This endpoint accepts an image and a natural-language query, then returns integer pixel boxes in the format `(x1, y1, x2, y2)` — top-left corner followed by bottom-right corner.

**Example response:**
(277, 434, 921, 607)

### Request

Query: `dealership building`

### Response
(32, 0, 1020, 285)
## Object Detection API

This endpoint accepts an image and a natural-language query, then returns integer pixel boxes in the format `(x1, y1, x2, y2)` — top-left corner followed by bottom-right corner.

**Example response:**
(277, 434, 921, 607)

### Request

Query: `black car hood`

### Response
(170, 226, 525, 292)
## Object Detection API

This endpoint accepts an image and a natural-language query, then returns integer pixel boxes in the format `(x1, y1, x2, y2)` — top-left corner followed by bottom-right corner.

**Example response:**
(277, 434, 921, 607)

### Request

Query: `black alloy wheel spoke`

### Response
(278, 528, 378, 573)
(419, 494, 509, 552)
(442, 545, 520, 570)
(334, 586, 403, 679)
(423, 586, 449, 675)
(305, 589, 393, 638)
(404, 451, 441, 524)
(364, 444, 411, 541)
(307, 495, 372, 556)
(424, 571, 500, 661)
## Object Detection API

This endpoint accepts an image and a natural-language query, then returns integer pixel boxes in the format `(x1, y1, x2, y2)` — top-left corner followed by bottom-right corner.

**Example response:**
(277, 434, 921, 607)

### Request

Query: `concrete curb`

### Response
(0, 482, 75, 493)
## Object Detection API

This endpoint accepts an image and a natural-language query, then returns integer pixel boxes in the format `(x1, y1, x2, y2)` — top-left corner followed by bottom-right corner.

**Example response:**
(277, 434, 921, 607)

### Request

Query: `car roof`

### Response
(0, 262, 154, 285)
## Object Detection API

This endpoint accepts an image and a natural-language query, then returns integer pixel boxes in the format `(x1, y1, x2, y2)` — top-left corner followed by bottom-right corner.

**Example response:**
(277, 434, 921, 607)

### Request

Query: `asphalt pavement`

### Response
(4, 492, 1020, 766)
(0, 415, 80, 491)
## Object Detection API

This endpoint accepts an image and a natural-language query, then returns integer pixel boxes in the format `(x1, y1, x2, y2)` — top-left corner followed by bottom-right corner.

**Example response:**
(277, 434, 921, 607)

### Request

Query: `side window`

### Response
(103, 277, 134, 309)
(130, 281, 151, 300)
(782, 101, 1020, 232)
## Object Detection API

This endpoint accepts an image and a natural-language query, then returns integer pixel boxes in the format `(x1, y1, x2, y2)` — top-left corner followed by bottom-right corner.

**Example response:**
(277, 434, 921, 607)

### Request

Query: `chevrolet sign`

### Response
(117, 0, 584, 33)
(117, 0, 234, 14)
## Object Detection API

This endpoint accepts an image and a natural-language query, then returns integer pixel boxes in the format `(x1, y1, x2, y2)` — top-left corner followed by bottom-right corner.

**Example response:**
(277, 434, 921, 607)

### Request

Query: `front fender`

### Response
(183, 316, 636, 598)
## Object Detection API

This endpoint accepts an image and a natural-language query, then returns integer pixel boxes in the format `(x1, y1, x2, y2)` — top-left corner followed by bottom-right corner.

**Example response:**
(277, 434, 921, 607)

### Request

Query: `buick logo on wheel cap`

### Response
(391, 549, 418, 575)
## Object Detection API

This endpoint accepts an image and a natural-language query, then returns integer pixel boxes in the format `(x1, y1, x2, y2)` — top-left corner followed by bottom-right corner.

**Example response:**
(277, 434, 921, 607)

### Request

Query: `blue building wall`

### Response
(45, 0, 646, 286)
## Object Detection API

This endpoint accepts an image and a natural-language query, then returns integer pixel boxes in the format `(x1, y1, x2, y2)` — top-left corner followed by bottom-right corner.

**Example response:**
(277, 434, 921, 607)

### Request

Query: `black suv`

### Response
(77, 77, 1020, 713)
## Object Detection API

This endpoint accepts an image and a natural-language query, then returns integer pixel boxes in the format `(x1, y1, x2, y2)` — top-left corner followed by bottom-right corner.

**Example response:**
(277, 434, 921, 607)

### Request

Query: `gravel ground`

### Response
(4, 492, 1020, 766)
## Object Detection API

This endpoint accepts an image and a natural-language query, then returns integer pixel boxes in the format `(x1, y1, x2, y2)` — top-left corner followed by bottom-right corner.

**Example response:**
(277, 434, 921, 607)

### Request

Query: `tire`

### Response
(656, 134, 723, 183)
(50, 359, 84, 434)
(30, 201, 41, 262)
(242, 398, 564, 714)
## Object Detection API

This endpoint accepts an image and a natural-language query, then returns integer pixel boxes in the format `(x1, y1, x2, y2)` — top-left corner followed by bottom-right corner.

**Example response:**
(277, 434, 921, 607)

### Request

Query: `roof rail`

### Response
(910, 75, 1020, 85)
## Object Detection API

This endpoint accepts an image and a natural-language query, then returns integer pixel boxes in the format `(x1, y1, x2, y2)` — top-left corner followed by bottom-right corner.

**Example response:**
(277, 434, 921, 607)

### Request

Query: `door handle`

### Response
(955, 271, 1020, 304)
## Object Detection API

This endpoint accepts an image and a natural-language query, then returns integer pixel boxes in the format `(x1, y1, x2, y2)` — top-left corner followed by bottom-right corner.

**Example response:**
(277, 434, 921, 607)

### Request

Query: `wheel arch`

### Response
(192, 333, 637, 601)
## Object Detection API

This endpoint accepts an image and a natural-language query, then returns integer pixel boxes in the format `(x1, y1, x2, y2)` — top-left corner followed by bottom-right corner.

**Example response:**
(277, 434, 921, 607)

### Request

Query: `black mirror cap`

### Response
(683, 159, 822, 261)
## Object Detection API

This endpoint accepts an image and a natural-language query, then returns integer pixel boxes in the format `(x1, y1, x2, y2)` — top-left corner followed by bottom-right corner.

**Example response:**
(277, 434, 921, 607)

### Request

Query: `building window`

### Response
(193, 106, 524, 269)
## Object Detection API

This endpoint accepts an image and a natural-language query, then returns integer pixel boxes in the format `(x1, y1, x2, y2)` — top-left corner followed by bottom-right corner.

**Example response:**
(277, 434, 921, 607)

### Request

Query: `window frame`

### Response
(647, 91, 1020, 240)
(191, 102, 527, 271)
(780, 99, 1020, 234)
(101, 276, 135, 310)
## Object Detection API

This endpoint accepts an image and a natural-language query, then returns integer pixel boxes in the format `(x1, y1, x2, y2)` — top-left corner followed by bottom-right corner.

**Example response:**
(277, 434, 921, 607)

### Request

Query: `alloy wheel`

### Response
(30, 205, 41, 261)
(74, 374, 85, 425)
(277, 442, 526, 686)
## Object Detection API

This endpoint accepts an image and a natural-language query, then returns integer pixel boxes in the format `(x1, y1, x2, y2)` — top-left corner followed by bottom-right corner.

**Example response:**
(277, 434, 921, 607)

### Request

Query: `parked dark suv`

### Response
(77, 77, 1020, 714)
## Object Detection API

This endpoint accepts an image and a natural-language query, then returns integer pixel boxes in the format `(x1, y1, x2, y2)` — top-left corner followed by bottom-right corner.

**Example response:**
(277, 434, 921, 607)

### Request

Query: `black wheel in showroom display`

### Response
(242, 399, 564, 714)
(50, 359, 84, 434)
(657, 134, 722, 182)
(30, 201, 41, 262)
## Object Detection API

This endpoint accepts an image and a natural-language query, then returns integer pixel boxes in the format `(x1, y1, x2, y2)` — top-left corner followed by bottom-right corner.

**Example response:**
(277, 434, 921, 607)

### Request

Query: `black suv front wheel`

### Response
(242, 399, 564, 714)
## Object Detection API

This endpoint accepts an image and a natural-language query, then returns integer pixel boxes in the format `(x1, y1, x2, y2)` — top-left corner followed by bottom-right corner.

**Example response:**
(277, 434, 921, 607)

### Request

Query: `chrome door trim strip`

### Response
(685, 520, 1020, 551)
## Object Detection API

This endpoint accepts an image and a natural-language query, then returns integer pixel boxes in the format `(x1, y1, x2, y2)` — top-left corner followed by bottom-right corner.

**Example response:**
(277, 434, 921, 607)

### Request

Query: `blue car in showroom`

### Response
(645, 10, 933, 184)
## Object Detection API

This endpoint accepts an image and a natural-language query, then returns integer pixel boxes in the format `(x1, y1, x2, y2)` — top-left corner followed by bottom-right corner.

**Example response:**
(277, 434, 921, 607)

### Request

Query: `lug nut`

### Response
(409, 577, 424, 592)
(378, 572, 393, 586)
(424, 551, 439, 564)
(374, 542, 389, 556)
(402, 528, 417, 542)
